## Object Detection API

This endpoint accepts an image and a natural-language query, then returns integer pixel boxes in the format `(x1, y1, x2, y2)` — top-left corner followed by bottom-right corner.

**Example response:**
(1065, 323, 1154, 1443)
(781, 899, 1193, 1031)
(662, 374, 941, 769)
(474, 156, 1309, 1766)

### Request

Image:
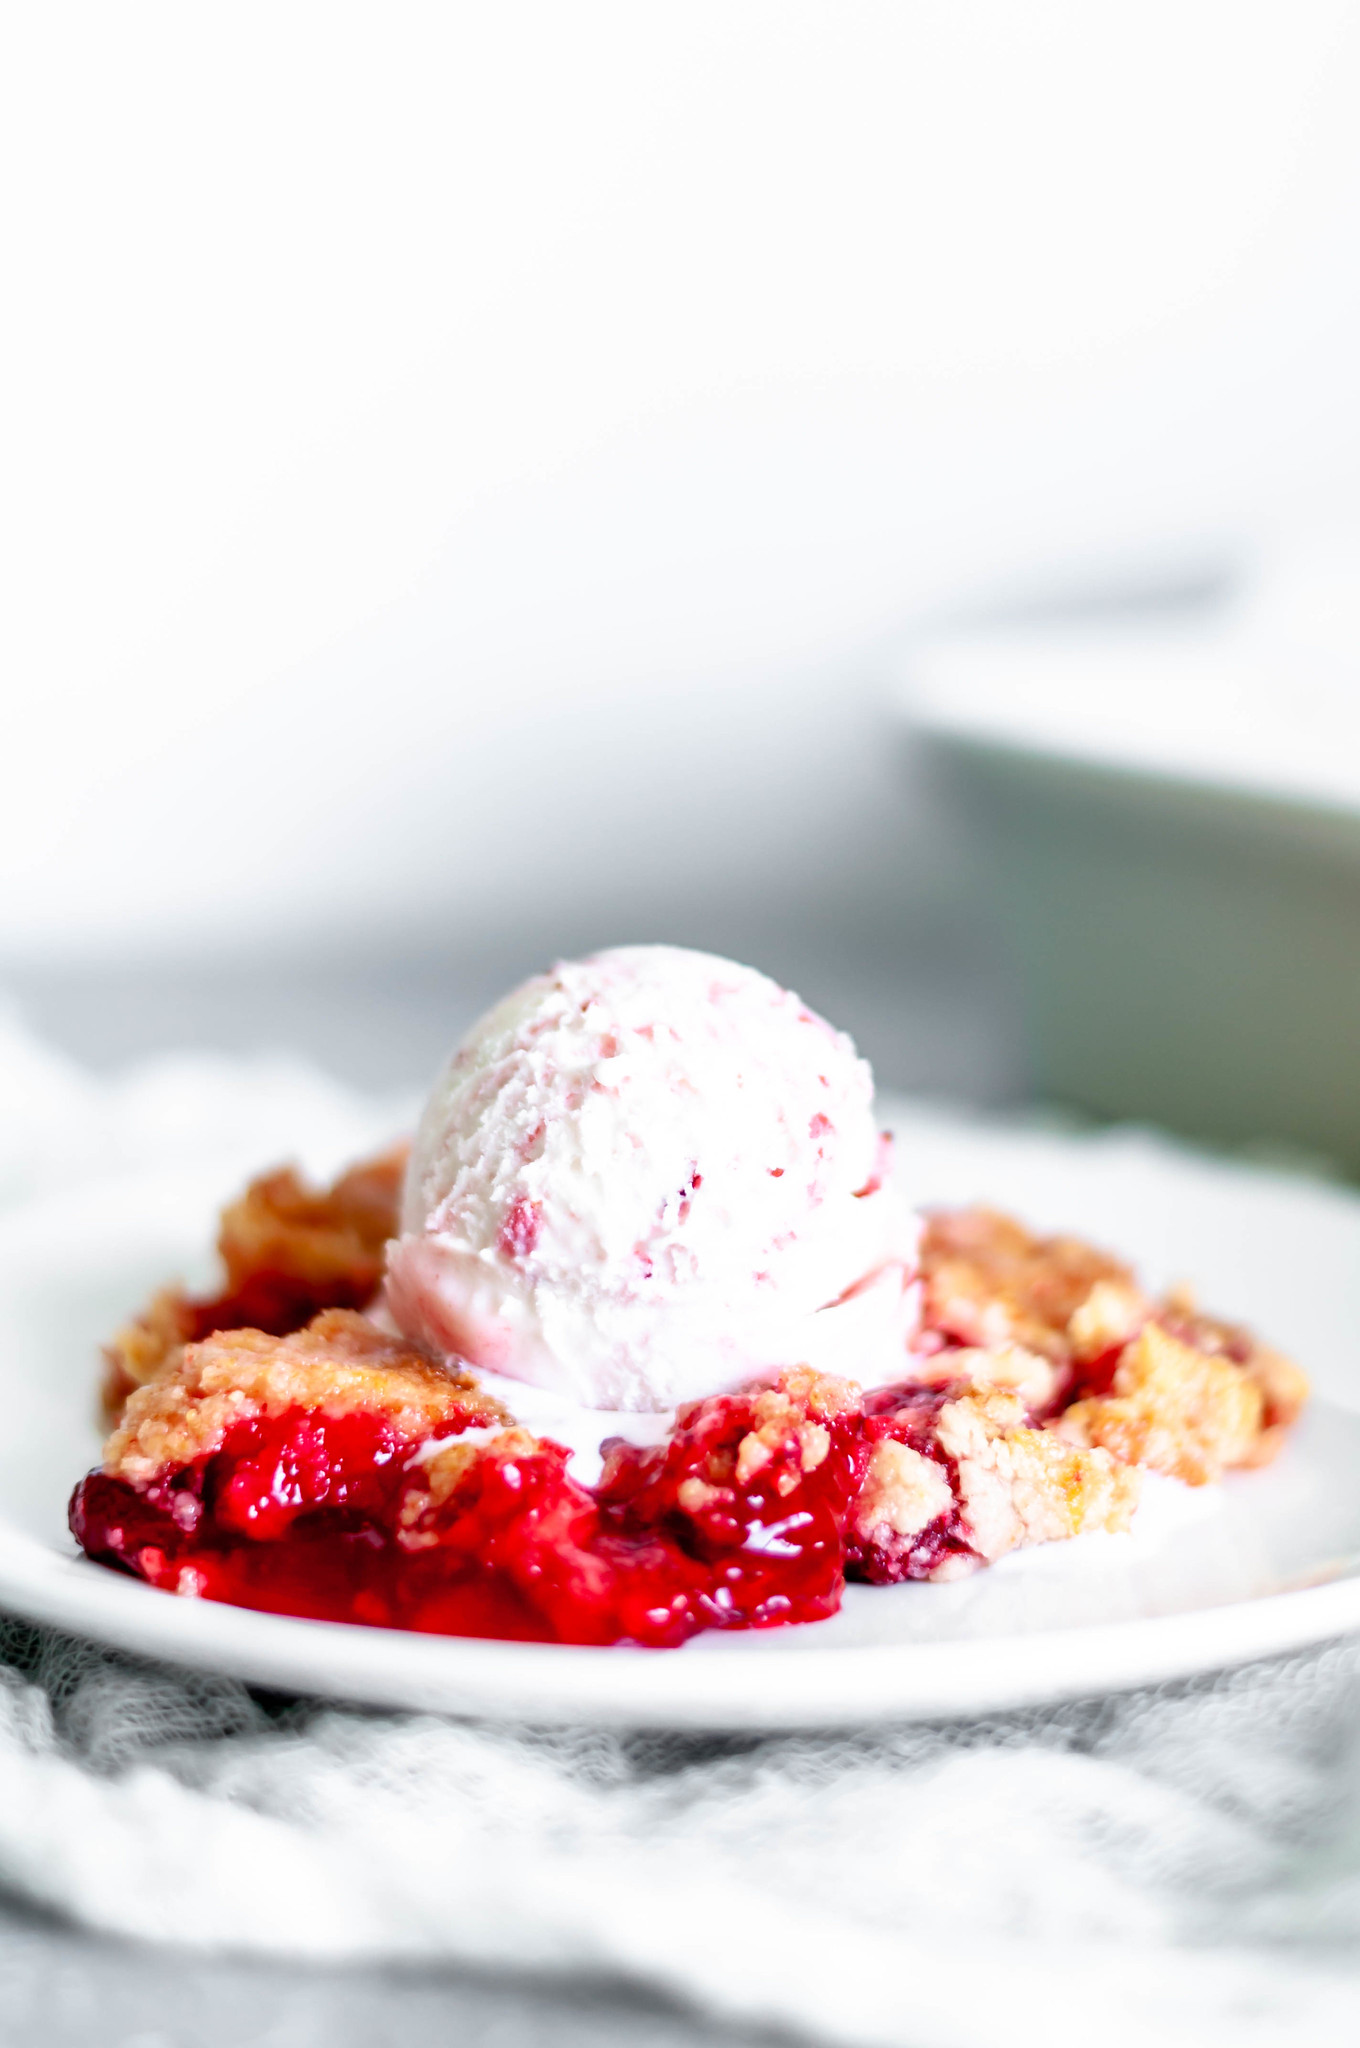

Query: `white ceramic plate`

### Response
(3, 1108, 1360, 1729)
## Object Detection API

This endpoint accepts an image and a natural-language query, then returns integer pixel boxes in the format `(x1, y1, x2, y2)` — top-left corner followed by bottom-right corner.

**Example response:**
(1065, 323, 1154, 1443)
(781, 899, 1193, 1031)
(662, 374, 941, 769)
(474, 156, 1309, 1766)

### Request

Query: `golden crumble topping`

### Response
(100, 1146, 408, 1421)
(105, 1310, 507, 1487)
(918, 1205, 1306, 1482)
(920, 1206, 1143, 1364)
(100, 1287, 196, 1418)
(1057, 1322, 1265, 1485)
(1066, 1278, 1148, 1364)
(853, 1439, 953, 1546)
(936, 1387, 1140, 1563)
(398, 1426, 547, 1547)
(216, 1146, 406, 1298)
(907, 1339, 1059, 1409)
(1155, 1288, 1310, 1453)
(731, 1371, 858, 1493)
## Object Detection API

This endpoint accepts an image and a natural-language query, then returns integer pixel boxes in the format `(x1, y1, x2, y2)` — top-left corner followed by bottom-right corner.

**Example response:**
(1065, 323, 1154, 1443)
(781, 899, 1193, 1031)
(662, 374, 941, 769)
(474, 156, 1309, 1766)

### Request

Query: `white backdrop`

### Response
(5, 2, 1360, 963)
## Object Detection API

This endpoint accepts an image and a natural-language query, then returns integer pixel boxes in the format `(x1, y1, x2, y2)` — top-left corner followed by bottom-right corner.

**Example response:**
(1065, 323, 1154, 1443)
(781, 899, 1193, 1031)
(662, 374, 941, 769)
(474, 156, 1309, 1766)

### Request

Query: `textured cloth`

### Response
(2, 1013, 1360, 2046)
(1, 1622, 1359, 2046)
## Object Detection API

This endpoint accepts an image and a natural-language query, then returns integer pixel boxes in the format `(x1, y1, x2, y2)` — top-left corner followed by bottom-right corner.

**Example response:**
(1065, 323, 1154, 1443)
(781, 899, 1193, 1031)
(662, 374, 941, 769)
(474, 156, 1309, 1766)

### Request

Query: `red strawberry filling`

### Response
(70, 1377, 875, 1648)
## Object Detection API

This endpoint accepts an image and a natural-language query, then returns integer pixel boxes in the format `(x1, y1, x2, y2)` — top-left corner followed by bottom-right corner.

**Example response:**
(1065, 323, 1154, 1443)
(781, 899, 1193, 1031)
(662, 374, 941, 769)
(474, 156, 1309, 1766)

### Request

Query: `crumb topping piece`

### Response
(101, 1287, 195, 1413)
(105, 1310, 506, 1487)
(1066, 1278, 1148, 1364)
(920, 1206, 1143, 1363)
(850, 1379, 1140, 1584)
(906, 1339, 1059, 1410)
(100, 1146, 407, 1419)
(1155, 1287, 1310, 1449)
(853, 1438, 953, 1545)
(1057, 1322, 1265, 1485)
(731, 1369, 858, 1492)
(917, 1206, 1306, 1481)
(216, 1148, 406, 1298)
(937, 1386, 1140, 1560)
(398, 1426, 546, 1547)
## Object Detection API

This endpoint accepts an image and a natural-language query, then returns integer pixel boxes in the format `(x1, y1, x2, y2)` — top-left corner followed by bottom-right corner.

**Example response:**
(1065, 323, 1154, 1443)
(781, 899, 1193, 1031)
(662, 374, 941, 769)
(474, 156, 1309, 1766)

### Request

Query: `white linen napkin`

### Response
(1, 1011, 1358, 2047)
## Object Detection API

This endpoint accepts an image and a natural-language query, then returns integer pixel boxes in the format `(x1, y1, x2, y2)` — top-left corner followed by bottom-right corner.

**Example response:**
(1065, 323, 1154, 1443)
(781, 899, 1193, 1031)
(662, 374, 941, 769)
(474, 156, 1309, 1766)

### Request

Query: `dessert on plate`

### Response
(70, 946, 1308, 1648)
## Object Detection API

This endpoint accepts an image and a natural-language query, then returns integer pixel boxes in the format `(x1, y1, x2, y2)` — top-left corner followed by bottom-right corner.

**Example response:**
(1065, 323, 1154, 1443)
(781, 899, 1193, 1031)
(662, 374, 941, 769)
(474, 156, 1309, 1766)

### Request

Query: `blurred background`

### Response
(5, 1, 1360, 1159)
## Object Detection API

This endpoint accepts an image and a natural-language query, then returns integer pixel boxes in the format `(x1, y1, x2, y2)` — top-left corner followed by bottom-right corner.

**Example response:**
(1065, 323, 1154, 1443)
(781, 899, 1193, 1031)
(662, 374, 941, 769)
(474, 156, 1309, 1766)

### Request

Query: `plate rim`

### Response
(3, 1490, 1359, 1729)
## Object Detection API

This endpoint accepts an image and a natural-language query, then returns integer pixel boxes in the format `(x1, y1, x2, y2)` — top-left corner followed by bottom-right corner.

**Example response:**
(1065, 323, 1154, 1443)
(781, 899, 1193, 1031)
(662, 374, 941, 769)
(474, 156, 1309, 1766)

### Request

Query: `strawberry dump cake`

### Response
(70, 946, 1309, 1648)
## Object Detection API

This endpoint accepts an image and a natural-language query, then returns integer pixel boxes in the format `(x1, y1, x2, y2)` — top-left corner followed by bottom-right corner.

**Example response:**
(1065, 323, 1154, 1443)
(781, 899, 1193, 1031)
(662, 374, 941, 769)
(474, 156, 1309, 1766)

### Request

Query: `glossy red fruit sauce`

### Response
(70, 1377, 924, 1648)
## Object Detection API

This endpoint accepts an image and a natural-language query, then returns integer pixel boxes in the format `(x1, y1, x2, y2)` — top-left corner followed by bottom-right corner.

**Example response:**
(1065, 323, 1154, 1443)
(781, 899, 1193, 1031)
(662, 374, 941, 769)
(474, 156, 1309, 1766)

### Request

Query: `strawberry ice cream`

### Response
(385, 945, 919, 1413)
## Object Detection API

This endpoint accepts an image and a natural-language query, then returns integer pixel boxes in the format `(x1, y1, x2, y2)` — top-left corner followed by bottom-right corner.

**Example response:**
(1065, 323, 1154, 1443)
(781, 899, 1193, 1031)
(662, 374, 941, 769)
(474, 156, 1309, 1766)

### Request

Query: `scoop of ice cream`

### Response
(385, 945, 919, 1411)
